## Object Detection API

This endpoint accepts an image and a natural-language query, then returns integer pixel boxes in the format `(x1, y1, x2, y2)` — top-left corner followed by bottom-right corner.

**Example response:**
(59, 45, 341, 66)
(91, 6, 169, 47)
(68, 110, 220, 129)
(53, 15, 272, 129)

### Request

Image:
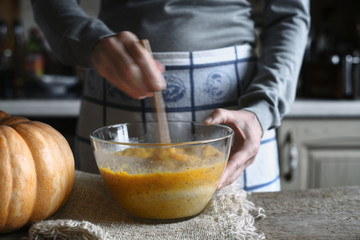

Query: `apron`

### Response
(75, 44, 280, 192)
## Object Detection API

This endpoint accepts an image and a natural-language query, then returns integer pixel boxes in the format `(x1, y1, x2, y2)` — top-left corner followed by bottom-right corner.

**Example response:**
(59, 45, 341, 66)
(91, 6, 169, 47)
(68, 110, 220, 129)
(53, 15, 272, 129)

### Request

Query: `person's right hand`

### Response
(90, 31, 166, 99)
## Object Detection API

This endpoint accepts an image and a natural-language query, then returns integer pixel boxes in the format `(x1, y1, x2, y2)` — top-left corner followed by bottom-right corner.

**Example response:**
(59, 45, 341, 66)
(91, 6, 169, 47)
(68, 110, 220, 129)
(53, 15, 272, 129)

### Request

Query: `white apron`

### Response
(75, 44, 280, 192)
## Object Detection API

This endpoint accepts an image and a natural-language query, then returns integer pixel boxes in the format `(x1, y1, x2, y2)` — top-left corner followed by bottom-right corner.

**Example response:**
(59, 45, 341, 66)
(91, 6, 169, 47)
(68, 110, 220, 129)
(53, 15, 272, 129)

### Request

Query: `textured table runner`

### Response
(25, 171, 265, 240)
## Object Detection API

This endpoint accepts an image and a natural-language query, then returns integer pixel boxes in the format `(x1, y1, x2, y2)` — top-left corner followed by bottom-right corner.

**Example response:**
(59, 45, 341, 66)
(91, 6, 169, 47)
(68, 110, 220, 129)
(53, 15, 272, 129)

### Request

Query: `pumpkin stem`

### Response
(0, 111, 11, 121)
(0, 111, 30, 125)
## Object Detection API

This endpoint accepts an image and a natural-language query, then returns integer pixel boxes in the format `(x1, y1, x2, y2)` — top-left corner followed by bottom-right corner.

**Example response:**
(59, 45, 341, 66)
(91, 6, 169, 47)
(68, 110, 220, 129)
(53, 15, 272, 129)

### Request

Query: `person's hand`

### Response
(204, 109, 263, 189)
(90, 31, 166, 99)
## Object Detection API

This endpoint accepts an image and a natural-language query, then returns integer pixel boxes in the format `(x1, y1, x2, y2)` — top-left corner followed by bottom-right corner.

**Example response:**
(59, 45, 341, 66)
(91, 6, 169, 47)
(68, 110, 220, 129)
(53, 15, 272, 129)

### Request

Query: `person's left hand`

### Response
(204, 109, 263, 189)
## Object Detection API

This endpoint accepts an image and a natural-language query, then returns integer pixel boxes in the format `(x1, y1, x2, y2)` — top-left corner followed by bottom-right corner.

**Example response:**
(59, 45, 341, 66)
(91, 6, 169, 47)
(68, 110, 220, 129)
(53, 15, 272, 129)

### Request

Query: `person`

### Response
(31, 0, 310, 192)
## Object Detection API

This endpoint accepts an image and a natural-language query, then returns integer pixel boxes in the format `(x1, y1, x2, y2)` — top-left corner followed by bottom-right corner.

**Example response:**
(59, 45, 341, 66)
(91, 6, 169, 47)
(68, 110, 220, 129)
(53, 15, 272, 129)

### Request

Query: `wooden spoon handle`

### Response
(140, 39, 171, 143)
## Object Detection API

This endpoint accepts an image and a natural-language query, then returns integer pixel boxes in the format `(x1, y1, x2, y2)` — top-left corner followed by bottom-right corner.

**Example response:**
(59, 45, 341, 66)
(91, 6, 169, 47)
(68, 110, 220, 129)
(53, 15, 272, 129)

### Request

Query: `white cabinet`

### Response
(308, 148, 360, 188)
(278, 119, 360, 190)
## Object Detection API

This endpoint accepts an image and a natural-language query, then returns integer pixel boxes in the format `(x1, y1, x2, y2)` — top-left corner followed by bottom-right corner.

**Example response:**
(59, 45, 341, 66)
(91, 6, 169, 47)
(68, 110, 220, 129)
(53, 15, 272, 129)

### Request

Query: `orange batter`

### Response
(99, 145, 226, 220)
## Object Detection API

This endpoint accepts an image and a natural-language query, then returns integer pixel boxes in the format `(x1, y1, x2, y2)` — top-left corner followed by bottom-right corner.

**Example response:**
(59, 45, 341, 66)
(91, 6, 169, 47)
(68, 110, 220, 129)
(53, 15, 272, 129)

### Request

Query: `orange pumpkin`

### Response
(0, 110, 74, 233)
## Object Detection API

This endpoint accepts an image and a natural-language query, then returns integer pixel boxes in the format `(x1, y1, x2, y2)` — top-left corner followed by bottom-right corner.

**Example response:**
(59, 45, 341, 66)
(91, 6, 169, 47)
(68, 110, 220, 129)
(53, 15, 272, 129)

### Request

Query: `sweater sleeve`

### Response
(238, 0, 310, 133)
(31, 0, 115, 67)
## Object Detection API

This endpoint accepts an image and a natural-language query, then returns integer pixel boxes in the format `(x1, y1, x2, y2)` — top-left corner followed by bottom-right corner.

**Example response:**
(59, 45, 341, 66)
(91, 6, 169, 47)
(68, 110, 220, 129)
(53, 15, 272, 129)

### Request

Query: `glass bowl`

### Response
(90, 121, 233, 223)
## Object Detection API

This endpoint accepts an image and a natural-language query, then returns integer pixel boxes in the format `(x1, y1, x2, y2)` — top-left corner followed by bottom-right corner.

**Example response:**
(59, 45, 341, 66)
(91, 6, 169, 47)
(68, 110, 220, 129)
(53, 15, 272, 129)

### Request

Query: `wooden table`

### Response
(250, 186, 360, 239)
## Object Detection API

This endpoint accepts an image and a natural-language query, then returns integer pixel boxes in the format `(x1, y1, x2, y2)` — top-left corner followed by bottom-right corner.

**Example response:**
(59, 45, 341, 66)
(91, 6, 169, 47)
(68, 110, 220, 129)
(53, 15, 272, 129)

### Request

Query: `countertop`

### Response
(286, 99, 360, 118)
(1, 185, 359, 239)
(0, 98, 360, 118)
(0, 99, 81, 117)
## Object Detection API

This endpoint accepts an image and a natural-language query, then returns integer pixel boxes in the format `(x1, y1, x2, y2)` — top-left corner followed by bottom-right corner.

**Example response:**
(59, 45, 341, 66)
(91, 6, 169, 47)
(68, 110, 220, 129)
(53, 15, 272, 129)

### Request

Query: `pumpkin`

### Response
(0, 110, 74, 233)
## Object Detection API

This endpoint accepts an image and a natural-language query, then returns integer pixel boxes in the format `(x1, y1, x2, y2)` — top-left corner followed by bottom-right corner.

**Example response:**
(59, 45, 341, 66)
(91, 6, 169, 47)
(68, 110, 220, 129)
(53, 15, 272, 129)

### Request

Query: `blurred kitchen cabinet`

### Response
(278, 119, 360, 190)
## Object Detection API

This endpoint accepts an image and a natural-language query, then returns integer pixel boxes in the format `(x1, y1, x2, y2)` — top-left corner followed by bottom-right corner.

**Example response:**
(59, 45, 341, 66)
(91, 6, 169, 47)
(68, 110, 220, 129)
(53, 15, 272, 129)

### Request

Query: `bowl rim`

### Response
(90, 121, 234, 147)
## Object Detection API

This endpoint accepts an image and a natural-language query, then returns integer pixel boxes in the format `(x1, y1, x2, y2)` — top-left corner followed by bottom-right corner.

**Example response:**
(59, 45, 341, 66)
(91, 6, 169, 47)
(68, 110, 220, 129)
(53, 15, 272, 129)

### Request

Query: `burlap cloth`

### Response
(25, 171, 266, 240)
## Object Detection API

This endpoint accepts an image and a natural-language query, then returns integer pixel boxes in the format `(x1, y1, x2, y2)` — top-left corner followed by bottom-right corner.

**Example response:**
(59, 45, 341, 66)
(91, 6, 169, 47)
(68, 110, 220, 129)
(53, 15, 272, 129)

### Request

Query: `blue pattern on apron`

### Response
(75, 45, 280, 192)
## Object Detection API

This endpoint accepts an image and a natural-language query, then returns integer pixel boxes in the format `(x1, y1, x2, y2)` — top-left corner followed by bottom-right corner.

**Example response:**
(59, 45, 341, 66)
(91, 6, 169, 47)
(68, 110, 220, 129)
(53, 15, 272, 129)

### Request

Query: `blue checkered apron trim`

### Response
(75, 44, 280, 192)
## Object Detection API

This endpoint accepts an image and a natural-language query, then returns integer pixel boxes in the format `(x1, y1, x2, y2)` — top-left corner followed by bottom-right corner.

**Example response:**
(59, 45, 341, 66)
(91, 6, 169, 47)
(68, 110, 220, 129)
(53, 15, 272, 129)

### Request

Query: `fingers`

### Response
(217, 128, 258, 189)
(90, 31, 166, 99)
(126, 40, 166, 91)
(154, 60, 165, 72)
(217, 155, 255, 189)
(204, 108, 235, 129)
(205, 109, 262, 190)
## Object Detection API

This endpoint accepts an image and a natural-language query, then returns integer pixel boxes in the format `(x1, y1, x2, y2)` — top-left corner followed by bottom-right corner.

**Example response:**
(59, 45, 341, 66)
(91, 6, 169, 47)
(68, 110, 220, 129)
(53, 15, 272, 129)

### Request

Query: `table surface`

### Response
(1, 186, 359, 239)
(250, 186, 360, 239)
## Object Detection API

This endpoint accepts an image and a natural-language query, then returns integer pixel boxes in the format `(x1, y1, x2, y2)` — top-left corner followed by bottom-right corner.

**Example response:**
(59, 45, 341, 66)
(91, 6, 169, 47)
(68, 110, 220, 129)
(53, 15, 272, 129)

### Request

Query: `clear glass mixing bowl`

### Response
(90, 121, 233, 223)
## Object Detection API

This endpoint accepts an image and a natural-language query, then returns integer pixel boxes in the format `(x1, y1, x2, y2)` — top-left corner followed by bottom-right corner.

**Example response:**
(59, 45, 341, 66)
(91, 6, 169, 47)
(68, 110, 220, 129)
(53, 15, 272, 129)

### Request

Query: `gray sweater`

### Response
(31, 0, 310, 133)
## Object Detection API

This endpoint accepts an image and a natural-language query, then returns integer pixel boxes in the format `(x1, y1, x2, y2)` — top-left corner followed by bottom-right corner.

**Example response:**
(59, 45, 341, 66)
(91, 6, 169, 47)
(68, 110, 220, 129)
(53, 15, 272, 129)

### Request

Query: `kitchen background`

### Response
(0, 0, 359, 191)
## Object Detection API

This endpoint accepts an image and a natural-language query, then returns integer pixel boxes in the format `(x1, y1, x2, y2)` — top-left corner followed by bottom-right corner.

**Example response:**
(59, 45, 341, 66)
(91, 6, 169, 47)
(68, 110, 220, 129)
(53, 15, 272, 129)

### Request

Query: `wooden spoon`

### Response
(140, 39, 171, 143)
